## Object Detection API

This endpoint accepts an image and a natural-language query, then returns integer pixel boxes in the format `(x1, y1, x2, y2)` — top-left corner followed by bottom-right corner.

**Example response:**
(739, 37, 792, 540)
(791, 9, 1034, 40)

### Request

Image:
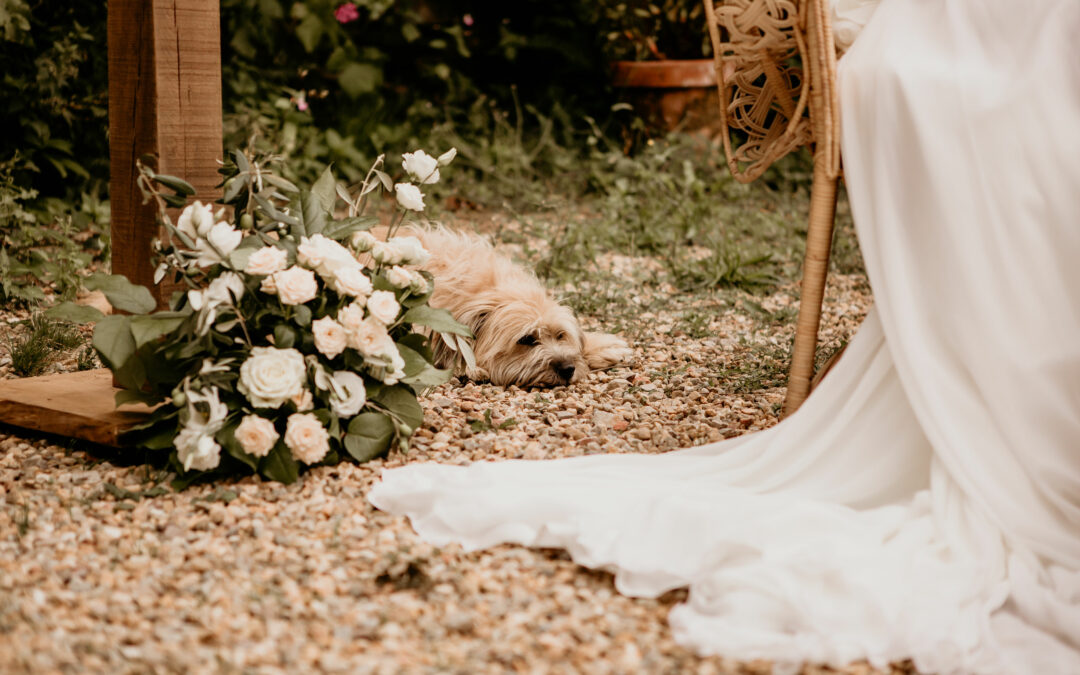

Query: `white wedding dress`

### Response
(370, 0, 1080, 672)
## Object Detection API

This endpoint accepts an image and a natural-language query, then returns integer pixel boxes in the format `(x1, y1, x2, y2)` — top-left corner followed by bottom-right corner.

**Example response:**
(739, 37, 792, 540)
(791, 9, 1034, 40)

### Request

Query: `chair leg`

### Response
(782, 159, 839, 418)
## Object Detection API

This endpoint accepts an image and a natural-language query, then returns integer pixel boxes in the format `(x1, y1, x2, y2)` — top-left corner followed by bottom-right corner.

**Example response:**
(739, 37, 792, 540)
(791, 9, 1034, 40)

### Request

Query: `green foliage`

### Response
(5, 312, 86, 377)
(592, 0, 712, 61)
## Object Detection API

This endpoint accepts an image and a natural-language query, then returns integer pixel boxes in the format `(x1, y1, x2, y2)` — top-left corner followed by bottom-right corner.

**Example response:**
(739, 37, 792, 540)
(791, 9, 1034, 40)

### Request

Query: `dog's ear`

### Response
(582, 332, 633, 370)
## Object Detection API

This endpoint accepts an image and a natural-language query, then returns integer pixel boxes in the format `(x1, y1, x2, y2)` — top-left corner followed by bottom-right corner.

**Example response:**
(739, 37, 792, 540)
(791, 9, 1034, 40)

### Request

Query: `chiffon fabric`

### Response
(369, 0, 1080, 671)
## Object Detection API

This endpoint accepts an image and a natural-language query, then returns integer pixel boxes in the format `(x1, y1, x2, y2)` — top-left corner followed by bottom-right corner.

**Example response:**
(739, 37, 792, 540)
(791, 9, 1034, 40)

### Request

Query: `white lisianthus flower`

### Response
(337, 301, 367, 335)
(437, 147, 457, 166)
(284, 413, 330, 464)
(234, 414, 279, 458)
(175, 428, 222, 472)
(347, 316, 389, 356)
(401, 150, 440, 184)
(194, 222, 243, 267)
(386, 265, 412, 289)
(394, 183, 425, 211)
(329, 371, 366, 417)
(188, 272, 245, 336)
(371, 241, 403, 265)
(366, 290, 400, 325)
(388, 235, 431, 266)
(291, 388, 314, 412)
(273, 266, 318, 305)
(408, 272, 429, 295)
(297, 234, 357, 279)
(329, 265, 373, 298)
(351, 230, 377, 253)
(245, 245, 289, 276)
(312, 316, 348, 359)
(238, 346, 306, 408)
(177, 201, 216, 240)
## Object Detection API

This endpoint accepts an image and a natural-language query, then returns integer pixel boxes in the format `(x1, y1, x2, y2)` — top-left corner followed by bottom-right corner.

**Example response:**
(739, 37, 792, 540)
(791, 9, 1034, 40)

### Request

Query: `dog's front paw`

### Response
(583, 332, 633, 370)
(465, 365, 491, 382)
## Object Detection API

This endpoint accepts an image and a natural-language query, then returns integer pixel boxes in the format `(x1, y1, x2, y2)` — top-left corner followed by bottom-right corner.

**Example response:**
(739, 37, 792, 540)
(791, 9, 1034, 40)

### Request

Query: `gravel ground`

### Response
(0, 238, 894, 673)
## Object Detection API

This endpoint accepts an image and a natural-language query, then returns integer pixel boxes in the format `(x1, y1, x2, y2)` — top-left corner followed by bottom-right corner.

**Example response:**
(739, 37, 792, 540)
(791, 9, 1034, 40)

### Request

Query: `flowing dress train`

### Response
(369, 0, 1080, 671)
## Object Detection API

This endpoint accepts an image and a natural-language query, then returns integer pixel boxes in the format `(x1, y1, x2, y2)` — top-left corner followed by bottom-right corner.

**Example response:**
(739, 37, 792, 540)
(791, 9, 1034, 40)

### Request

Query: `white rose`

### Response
(260, 274, 278, 295)
(386, 265, 412, 289)
(401, 150, 440, 184)
(437, 147, 457, 166)
(347, 317, 389, 356)
(245, 246, 288, 276)
(394, 183, 425, 212)
(383, 347, 406, 385)
(207, 272, 245, 304)
(291, 388, 314, 412)
(298, 234, 356, 278)
(329, 371, 367, 417)
(409, 272, 429, 295)
(284, 413, 330, 464)
(388, 236, 431, 266)
(234, 415, 279, 458)
(312, 316, 348, 359)
(175, 428, 222, 472)
(273, 266, 318, 305)
(195, 222, 242, 267)
(238, 346, 306, 408)
(370, 241, 403, 265)
(177, 201, 216, 240)
(367, 290, 400, 324)
(329, 265, 373, 298)
(350, 230, 377, 252)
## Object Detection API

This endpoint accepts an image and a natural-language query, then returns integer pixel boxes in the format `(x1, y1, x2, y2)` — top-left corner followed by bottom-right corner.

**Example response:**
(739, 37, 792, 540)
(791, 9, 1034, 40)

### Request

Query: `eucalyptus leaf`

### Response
(292, 304, 312, 327)
(344, 412, 395, 462)
(259, 441, 299, 484)
(129, 315, 186, 349)
(45, 301, 104, 324)
(311, 165, 337, 213)
(92, 314, 135, 369)
(400, 305, 472, 337)
(153, 174, 196, 196)
(373, 385, 424, 433)
(84, 273, 157, 314)
(322, 215, 377, 240)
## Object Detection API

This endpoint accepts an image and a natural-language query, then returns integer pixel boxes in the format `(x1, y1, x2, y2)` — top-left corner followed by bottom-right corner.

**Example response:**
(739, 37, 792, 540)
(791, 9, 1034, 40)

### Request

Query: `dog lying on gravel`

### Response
(395, 227, 632, 387)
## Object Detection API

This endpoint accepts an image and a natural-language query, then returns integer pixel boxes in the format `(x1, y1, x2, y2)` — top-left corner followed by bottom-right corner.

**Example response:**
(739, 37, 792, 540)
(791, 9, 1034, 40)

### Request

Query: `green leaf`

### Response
(84, 273, 157, 314)
(295, 13, 324, 53)
(45, 301, 104, 324)
(322, 215, 377, 241)
(92, 314, 135, 370)
(153, 174, 196, 196)
(372, 385, 424, 433)
(292, 304, 312, 328)
(344, 412, 395, 462)
(129, 315, 185, 349)
(397, 343, 452, 389)
(274, 324, 298, 349)
(259, 440, 299, 484)
(400, 305, 472, 337)
(311, 165, 337, 214)
(338, 62, 381, 98)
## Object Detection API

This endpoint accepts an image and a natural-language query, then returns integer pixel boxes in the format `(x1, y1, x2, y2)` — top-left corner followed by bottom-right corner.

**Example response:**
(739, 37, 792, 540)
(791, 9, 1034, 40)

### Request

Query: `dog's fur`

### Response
(401, 227, 631, 387)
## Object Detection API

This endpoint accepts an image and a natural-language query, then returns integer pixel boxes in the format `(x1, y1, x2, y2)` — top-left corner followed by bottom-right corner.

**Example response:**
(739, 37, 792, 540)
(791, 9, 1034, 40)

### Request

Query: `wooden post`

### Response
(108, 0, 223, 305)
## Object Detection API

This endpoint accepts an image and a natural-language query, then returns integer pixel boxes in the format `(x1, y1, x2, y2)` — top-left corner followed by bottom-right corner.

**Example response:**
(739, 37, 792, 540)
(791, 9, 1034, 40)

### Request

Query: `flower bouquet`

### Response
(53, 148, 469, 485)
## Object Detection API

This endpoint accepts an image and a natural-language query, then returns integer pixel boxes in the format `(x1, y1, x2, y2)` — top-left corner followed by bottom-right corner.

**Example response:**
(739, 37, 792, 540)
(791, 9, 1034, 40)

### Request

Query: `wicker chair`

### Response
(702, 0, 841, 416)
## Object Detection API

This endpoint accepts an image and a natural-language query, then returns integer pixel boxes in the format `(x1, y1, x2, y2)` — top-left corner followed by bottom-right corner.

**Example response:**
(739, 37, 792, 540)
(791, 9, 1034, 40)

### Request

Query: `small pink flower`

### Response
(296, 97, 309, 112)
(463, 14, 474, 27)
(334, 3, 359, 24)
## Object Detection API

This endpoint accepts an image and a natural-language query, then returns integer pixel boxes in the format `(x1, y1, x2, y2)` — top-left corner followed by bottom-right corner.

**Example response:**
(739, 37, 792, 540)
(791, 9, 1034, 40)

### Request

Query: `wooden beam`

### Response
(108, 0, 223, 305)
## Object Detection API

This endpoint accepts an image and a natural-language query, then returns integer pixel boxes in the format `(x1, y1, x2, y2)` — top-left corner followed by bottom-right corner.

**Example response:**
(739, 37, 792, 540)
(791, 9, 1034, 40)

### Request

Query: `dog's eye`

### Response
(517, 334, 538, 347)
(556, 331, 567, 341)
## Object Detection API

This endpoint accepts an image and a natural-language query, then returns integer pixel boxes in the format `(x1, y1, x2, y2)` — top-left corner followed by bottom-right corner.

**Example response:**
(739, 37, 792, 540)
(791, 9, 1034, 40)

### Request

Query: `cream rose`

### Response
(312, 316, 348, 359)
(370, 241, 403, 266)
(238, 346, 306, 408)
(394, 183, 425, 212)
(245, 245, 289, 276)
(330, 265, 373, 298)
(388, 236, 431, 266)
(337, 301, 367, 334)
(176, 201, 216, 240)
(329, 371, 367, 417)
(284, 413, 330, 464)
(351, 230, 377, 252)
(260, 274, 278, 295)
(347, 316, 389, 356)
(367, 290, 400, 325)
(234, 415, 279, 458)
(401, 150, 440, 184)
(273, 266, 318, 305)
(386, 265, 412, 289)
(291, 388, 314, 412)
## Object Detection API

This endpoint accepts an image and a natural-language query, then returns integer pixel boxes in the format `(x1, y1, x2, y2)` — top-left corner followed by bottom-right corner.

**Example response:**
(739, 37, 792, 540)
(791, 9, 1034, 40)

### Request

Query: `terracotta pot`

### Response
(611, 59, 720, 133)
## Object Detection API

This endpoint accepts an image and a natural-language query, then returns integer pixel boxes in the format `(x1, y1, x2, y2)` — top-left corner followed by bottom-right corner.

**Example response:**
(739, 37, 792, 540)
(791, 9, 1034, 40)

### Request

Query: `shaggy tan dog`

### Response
(401, 227, 632, 387)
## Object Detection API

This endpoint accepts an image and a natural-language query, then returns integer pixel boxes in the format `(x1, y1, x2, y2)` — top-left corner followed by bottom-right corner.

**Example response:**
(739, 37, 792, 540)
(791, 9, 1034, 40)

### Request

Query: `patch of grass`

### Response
(714, 339, 793, 394)
(6, 313, 86, 377)
(469, 408, 517, 433)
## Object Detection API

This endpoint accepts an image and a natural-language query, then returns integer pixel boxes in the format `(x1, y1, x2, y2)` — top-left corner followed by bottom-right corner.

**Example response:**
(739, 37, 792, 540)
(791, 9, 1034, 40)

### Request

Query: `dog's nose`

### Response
(554, 361, 576, 382)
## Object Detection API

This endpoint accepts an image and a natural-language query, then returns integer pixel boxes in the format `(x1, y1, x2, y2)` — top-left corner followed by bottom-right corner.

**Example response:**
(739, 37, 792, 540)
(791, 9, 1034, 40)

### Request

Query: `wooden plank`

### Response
(0, 370, 153, 447)
(108, 0, 223, 307)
